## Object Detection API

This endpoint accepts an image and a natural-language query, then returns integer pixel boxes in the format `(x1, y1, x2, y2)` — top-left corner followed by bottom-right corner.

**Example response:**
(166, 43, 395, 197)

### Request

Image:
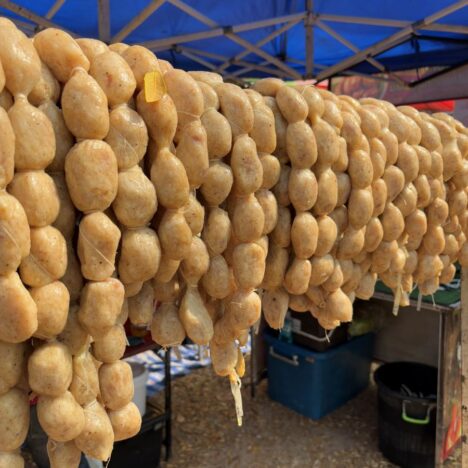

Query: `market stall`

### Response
(0, 1, 467, 468)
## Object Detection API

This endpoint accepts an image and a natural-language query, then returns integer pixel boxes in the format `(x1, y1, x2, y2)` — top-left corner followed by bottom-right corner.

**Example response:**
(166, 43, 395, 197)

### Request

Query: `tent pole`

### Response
(98, 0, 110, 43)
(215, 19, 301, 73)
(141, 12, 306, 50)
(229, 60, 291, 78)
(316, 0, 468, 82)
(168, 0, 216, 27)
(176, 46, 287, 78)
(315, 19, 408, 87)
(169, 0, 305, 35)
(176, 49, 218, 70)
(151, 28, 225, 52)
(408, 61, 468, 88)
(167, 0, 302, 80)
(175, 46, 290, 79)
(0, 0, 77, 34)
(305, 0, 314, 79)
(230, 60, 279, 78)
(316, 19, 382, 71)
(225, 12, 306, 34)
(175, 45, 290, 79)
(8, 18, 35, 34)
(45, 0, 66, 20)
(225, 33, 302, 80)
(319, 13, 468, 35)
(314, 62, 400, 85)
(288, 57, 306, 66)
(111, 0, 167, 43)
(175, 46, 226, 61)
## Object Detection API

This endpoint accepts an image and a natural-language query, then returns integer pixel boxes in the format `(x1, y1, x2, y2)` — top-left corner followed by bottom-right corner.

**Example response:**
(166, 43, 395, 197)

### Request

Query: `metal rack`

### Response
(123, 342, 172, 461)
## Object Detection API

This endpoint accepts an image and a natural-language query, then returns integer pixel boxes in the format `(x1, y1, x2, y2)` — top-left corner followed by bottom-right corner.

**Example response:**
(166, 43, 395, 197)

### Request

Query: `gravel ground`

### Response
(153, 359, 396, 468)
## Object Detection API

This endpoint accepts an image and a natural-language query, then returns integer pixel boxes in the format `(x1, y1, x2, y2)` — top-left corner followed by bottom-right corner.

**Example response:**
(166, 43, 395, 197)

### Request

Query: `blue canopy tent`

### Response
(0, 0, 467, 88)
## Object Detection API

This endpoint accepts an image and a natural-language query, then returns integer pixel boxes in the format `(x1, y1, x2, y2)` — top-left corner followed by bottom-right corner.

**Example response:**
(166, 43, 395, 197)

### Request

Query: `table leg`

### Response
(250, 327, 256, 398)
(461, 268, 468, 466)
(164, 347, 172, 461)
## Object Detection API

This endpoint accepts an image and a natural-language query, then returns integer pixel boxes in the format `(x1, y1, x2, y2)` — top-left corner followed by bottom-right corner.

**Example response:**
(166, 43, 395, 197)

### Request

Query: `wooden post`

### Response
(461, 267, 468, 465)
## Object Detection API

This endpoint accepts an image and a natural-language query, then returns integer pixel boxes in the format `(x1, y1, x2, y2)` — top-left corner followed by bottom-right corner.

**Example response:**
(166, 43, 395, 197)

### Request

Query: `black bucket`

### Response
(374, 362, 437, 468)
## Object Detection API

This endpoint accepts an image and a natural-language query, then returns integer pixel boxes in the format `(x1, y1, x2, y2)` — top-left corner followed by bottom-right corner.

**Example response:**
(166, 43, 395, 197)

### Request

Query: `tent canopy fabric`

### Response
(1, 0, 467, 82)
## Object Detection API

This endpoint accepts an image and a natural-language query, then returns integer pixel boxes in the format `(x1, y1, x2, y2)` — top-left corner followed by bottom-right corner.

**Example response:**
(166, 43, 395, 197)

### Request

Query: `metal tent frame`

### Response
(0, 0, 467, 86)
(1, 0, 468, 464)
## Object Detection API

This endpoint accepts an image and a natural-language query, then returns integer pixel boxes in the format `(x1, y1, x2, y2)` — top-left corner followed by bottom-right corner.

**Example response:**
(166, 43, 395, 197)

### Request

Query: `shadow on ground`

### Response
(155, 358, 396, 468)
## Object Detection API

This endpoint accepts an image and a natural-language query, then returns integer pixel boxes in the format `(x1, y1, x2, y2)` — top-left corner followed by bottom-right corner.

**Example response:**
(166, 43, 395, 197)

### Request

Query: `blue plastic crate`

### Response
(264, 332, 374, 420)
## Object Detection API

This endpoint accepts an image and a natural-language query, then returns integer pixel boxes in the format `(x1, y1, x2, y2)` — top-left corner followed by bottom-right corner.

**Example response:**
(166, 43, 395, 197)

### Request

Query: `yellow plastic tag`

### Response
(144, 70, 166, 103)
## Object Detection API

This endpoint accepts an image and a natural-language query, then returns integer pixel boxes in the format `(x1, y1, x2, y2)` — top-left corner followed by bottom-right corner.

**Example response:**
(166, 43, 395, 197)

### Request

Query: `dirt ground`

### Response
(154, 361, 396, 468)
(24, 355, 461, 468)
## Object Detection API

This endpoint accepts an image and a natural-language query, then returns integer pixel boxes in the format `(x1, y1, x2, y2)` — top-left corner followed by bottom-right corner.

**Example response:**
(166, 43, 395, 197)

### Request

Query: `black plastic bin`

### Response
(374, 362, 438, 468)
(108, 411, 164, 468)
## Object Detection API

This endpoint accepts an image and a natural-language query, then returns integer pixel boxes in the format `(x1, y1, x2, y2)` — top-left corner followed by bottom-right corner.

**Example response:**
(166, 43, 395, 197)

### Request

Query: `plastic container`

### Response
(84, 457, 103, 468)
(288, 310, 348, 351)
(129, 361, 149, 416)
(374, 361, 438, 468)
(264, 332, 373, 420)
(26, 405, 91, 468)
(109, 411, 164, 468)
